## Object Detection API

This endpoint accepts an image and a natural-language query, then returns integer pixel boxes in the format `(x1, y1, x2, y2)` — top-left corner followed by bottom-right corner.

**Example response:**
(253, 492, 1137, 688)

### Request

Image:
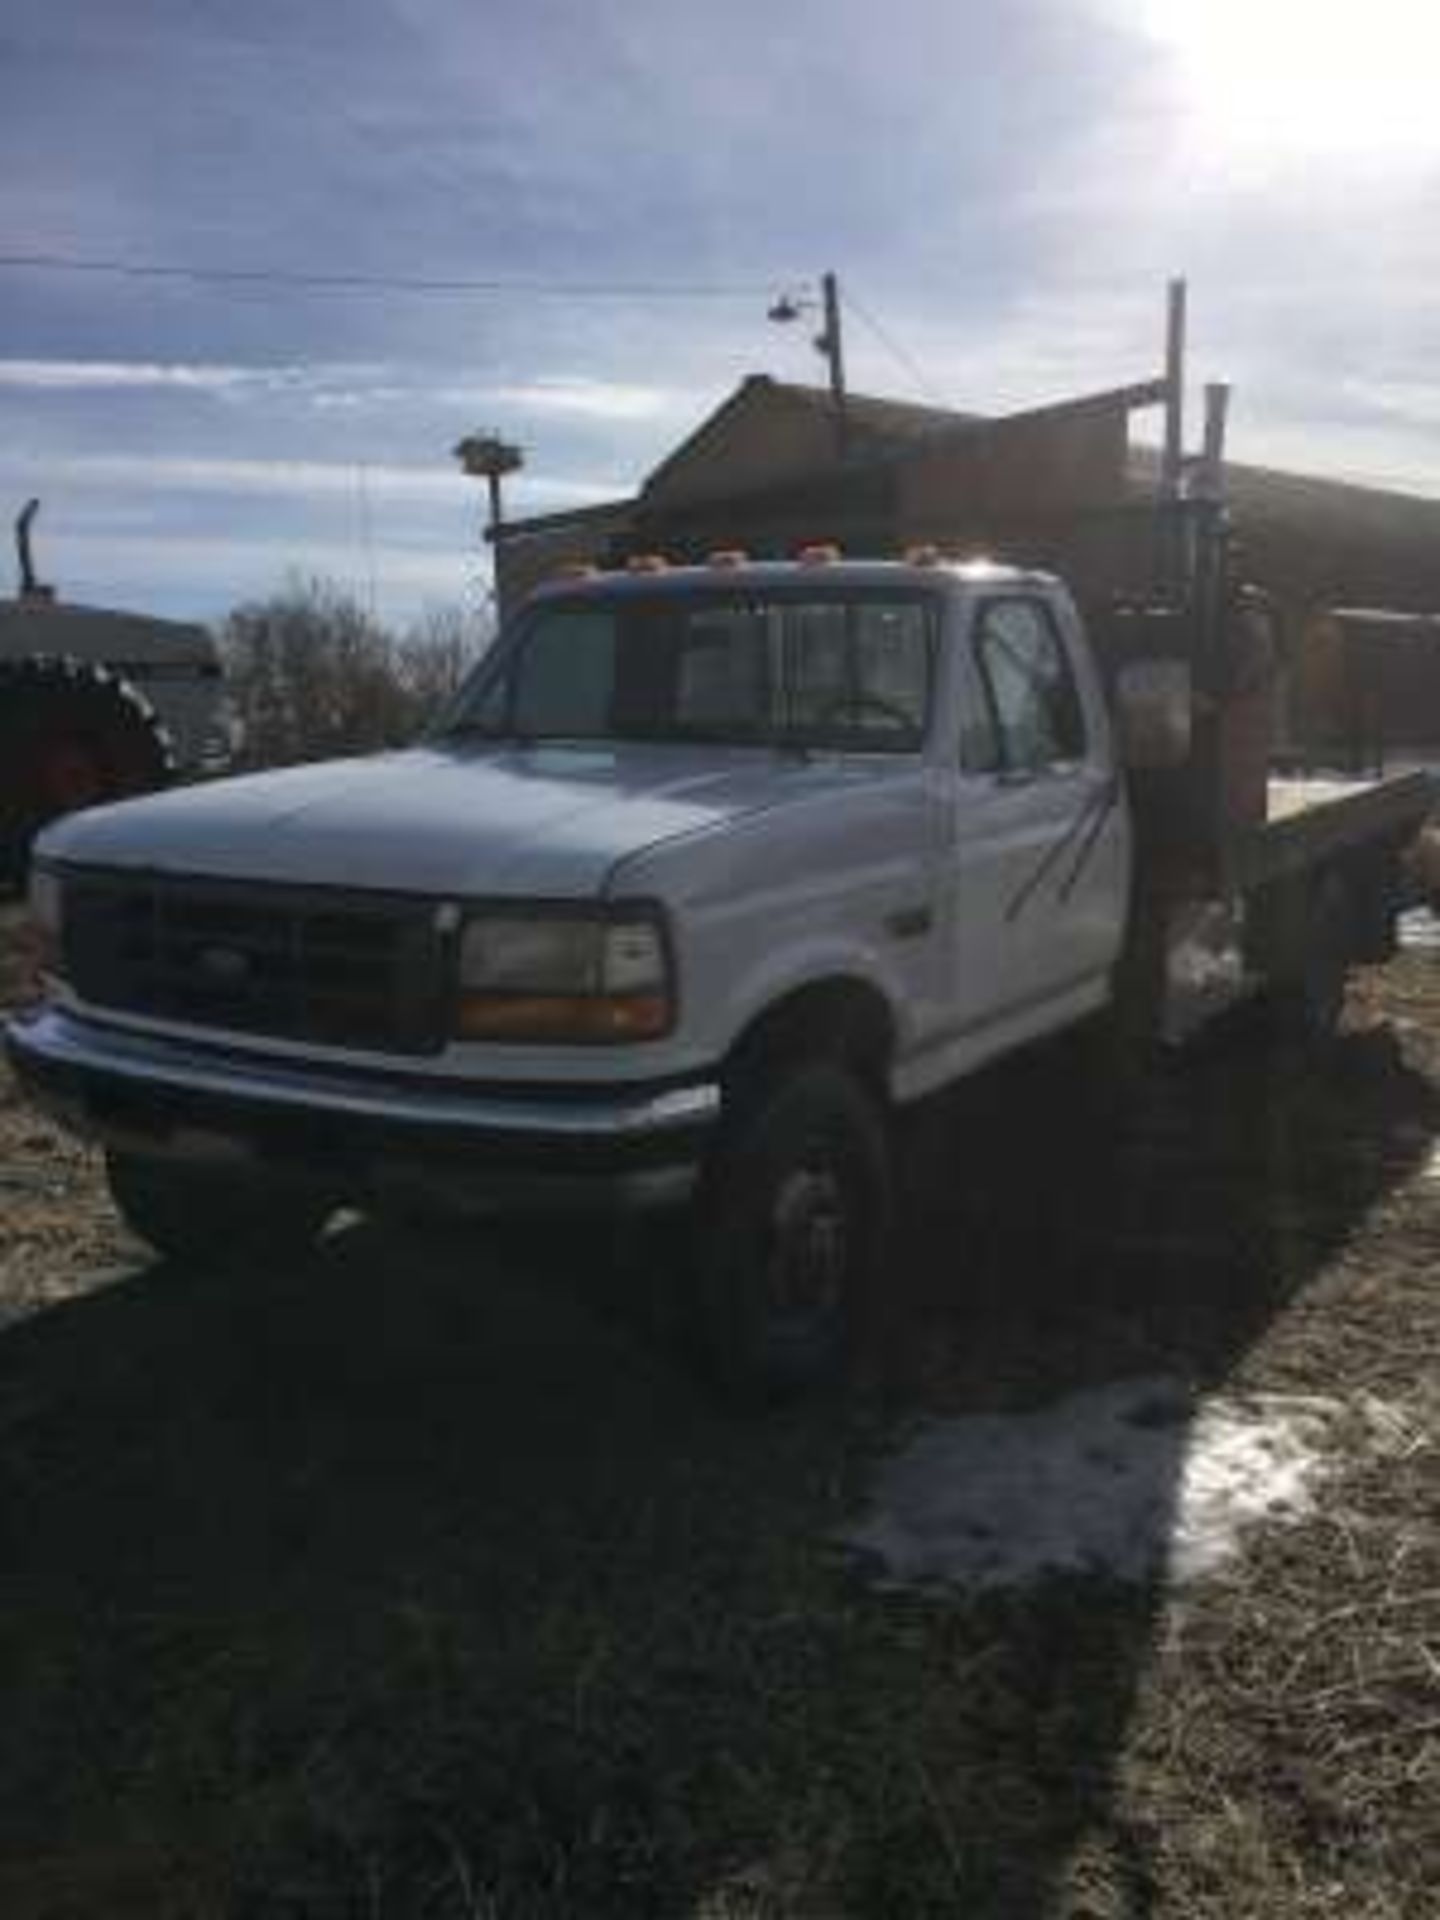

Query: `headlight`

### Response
(454, 906, 673, 1043)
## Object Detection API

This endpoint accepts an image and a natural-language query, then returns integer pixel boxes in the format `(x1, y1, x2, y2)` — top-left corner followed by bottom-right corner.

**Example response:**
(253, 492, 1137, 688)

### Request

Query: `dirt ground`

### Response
(0, 900, 1436, 1918)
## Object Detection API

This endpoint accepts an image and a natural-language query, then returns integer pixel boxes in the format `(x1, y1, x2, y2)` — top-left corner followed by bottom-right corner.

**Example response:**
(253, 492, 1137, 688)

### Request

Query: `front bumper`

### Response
(5, 1004, 721, 1214)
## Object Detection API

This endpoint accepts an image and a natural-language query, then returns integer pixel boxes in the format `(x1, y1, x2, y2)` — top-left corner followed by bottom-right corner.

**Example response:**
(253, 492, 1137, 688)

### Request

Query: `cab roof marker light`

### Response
(795, 542, 842, 566)
(706, 548, 749, 568)
(626, 553, 670, 574)
(904, 543, 943, 567)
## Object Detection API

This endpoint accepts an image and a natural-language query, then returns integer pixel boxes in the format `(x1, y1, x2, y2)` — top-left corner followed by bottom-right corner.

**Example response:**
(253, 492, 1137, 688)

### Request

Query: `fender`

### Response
(708, 928, 915, 1065)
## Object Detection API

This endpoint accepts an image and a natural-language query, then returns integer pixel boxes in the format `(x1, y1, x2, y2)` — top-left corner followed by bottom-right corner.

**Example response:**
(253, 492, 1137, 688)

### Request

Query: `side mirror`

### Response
(1115, 658, 1191, 771)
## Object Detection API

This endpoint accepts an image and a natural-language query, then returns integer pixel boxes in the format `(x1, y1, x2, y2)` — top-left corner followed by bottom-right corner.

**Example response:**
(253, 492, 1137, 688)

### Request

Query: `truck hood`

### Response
(39, 740, 879, 897)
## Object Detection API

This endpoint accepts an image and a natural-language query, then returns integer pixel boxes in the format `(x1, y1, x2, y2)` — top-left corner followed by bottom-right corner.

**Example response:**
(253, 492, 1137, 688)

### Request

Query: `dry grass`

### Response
(0, 904, 140, 1327)
(0, 910, 1435, 1917)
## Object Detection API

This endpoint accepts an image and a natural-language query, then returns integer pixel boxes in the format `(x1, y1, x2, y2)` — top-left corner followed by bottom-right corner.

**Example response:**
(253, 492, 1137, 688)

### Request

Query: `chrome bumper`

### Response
(5, 1005, 721, 1213)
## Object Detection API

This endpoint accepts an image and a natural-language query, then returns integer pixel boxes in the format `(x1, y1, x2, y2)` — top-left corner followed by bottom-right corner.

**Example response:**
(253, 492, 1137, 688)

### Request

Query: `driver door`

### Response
(949, 595, 1126, 1021)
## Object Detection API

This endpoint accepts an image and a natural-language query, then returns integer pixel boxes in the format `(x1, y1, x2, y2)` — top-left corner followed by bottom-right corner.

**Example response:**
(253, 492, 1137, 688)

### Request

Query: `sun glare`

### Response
(1136, 0, 1440, 162)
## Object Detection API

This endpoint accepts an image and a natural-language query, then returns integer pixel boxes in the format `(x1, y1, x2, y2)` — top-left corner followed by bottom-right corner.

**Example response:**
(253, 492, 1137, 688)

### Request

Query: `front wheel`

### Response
(690, 1063, 892, 1401)
(105, 1151, 334, 1266)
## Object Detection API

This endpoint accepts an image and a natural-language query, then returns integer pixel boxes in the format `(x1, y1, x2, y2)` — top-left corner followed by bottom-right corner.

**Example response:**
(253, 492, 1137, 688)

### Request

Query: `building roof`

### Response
(0, 599, 217, 665)
(485, 495, 638, 549)
(496, 373, 1440, 561)
(779, 379, 981, 447)
(638, 373, 980, 506)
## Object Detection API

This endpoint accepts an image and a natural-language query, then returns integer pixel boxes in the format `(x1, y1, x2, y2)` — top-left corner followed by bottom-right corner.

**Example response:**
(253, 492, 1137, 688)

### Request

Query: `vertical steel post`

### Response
(1194, 381, 1233, 687)
(1200, 381, 1230, 495)
(1162, 277, 1187, 501)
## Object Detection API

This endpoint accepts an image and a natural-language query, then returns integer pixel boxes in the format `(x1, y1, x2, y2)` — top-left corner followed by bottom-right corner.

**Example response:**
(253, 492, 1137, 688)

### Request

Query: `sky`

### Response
(1, 0, 1438, 627)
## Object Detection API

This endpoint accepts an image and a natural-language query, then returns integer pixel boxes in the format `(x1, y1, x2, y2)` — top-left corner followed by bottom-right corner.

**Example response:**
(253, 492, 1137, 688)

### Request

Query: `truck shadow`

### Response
(863, 1009, 1440, 1912)
(0, 1015, 1434, 1915)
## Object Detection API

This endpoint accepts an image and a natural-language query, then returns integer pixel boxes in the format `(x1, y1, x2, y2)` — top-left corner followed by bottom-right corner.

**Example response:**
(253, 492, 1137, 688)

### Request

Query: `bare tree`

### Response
(397, 602, 492, 727)
(219, 578, 490, 769)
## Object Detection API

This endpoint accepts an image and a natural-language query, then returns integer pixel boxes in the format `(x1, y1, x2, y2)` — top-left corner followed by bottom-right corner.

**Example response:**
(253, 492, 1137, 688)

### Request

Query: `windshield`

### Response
(441, 589, 935, 751)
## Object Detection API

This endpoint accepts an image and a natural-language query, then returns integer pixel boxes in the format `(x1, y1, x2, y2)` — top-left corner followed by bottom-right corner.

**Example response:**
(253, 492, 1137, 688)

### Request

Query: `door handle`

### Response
(885, 904, 934, 940)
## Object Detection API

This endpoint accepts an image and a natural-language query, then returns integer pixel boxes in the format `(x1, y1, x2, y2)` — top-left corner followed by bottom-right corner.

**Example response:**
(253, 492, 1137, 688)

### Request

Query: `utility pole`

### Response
(817, 271, 848, 458)
(768, 270, 849, 458)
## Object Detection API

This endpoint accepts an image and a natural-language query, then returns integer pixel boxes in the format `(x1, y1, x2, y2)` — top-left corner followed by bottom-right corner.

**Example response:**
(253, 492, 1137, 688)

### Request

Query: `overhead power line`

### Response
(0, 250, 776, 301)
(840, 286, 952, 409)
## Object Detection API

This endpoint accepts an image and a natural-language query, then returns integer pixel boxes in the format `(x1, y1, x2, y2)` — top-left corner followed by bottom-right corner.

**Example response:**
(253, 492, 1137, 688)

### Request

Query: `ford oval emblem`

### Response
(199, 944, 251, 984)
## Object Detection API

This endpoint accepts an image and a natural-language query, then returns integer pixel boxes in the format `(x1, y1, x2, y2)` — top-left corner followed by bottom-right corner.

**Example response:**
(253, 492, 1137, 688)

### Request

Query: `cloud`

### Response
(0, 359, 313, 394)
(1338, 379, 1440, 437)
(0, 447, 623, 508)
(75, 529, 473, 589)
(0, 356, 688, 426)
(490, 378, 686, 423)
(40, 527, 485, 626)
(309, 372, 689, 422)
(4, 0, 1439, 623)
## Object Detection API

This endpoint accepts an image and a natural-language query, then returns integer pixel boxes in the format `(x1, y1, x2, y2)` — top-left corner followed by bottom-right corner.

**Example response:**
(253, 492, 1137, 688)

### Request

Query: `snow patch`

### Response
(1399, 908, 1440, 952)
(842, 1377, 1351, 1591)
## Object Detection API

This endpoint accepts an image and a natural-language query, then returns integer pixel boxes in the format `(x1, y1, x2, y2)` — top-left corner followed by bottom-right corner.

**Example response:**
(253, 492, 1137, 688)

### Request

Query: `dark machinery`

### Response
(1, 500, 228, 884)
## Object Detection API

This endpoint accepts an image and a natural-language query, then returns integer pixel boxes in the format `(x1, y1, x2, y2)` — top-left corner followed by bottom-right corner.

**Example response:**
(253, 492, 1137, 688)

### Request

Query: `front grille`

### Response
(62, 871, 446, 1055)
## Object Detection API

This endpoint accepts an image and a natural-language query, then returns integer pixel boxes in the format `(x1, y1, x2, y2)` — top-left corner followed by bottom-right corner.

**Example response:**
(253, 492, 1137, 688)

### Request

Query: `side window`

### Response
(973, 599, 1086, 773)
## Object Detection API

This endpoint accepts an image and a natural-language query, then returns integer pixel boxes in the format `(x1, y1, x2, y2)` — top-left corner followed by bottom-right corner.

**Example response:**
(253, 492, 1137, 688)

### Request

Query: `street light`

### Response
(768, 270, 848, 456)
(453, 431, 525, 538)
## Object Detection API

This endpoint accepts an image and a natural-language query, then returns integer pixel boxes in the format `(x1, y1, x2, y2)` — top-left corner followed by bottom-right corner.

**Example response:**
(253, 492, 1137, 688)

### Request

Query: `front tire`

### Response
(105, 1151, 333, 1265)
(690, 1063, 891, 1401)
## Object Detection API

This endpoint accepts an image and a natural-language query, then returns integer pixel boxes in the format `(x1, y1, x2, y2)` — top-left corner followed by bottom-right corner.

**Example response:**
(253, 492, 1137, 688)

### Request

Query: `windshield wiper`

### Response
(435, 721, 540, 746)
(442, 722, 784, 749)
(619, 727, 770, 747)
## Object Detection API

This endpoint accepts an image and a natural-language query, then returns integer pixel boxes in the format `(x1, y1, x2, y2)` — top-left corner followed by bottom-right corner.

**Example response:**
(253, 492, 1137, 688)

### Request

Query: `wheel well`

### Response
(724, 978, 896, 1101)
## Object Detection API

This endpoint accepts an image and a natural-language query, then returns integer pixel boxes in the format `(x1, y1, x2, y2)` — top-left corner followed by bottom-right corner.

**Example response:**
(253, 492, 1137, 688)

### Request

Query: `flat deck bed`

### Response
(1225, 770, 1437, 891)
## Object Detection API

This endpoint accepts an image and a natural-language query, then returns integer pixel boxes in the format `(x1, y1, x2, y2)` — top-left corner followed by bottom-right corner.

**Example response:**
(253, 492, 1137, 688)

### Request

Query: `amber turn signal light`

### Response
(455, 991, 672, 1044)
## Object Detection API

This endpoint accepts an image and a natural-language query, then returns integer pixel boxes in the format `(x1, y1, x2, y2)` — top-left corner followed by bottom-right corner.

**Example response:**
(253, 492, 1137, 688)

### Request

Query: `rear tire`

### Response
(105, 1151, 333, 1266)
(1270, 871, 1351, 1047)
(0, 657, 175, 884)
(689, 1062, 891, 1402)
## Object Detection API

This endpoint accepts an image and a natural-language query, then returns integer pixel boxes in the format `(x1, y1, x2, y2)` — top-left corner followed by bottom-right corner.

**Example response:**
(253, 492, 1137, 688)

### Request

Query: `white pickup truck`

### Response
(7, 553, 1434, 1390)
